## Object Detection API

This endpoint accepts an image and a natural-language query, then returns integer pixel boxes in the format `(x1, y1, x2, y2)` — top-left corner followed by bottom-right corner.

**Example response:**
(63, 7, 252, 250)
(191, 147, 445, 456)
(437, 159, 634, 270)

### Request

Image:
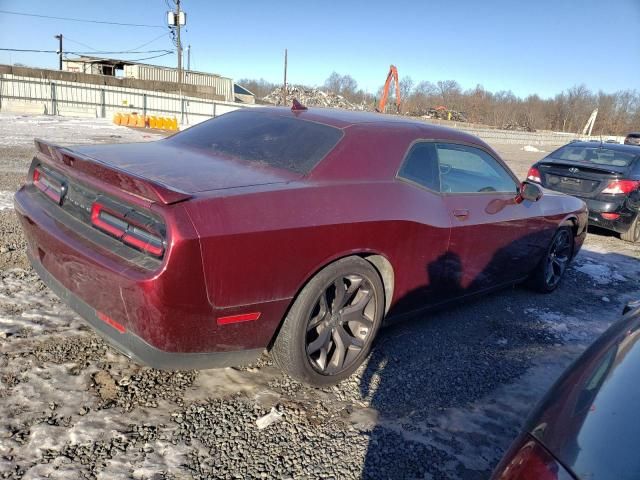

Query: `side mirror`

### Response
(515, 181, 543, 204)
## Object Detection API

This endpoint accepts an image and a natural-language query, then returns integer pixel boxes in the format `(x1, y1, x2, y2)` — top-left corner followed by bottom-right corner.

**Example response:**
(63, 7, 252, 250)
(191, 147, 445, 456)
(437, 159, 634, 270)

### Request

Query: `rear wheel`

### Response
(271, 257, 385, 387)
(621, 215, 640, 243)
(528, 226, 574, 293)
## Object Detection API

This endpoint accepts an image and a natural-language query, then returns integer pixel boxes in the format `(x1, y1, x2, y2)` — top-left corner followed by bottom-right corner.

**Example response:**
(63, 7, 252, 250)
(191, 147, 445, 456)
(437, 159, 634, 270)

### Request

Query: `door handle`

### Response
(452, 209, 469, 220)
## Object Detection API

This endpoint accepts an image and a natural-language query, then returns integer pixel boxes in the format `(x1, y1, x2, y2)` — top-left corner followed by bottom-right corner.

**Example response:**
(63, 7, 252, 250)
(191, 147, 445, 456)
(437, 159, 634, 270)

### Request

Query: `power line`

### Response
(64, 37, 99, 52)
(0, 47, 173, 55)
(129, 32, 171, 51)
(72, 49, 172, 55)
(126, 51, 174, 62)
(58, 32, 171, 55)
(0, 9, 165, 28)
(0, 48, 58, 53)
(60, 51, 174, 62)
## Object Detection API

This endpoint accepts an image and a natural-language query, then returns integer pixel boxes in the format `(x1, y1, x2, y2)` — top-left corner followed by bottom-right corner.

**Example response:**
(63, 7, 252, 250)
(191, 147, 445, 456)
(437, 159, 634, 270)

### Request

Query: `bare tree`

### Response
(399, 76, 414, 104)
(436, 80, 461, 107)
(240, 74, 640, 135)
(324, 72, 358, 100)
(237, 78, 278, 99)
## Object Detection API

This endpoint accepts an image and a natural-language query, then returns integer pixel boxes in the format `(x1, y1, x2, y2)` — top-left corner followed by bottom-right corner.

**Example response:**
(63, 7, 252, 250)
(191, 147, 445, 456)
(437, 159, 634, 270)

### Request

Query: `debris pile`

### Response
(503, 122, 536, 132)
(420, 106, 467, 122)
(263, 85, 370, 111)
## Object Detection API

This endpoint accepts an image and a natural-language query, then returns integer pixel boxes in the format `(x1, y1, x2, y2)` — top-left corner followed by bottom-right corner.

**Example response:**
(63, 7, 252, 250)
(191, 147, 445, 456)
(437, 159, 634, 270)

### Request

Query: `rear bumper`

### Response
(29, 250, 262, 369)
(584, 197, 637, 234)
(15, 185, 289, 363)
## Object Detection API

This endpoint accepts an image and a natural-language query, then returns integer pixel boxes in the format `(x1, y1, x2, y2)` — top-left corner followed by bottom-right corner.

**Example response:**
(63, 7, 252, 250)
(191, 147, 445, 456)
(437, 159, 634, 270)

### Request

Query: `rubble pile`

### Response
(503, 122, 536, 132)
(420, 107, 467, 122)
(263, 85, 370, 111)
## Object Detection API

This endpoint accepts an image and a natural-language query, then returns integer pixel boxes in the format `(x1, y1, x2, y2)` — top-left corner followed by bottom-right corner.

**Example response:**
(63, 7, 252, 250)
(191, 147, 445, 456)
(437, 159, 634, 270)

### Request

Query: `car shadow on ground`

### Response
(357, 240, 640, 479)
(587, 225, 622, 239)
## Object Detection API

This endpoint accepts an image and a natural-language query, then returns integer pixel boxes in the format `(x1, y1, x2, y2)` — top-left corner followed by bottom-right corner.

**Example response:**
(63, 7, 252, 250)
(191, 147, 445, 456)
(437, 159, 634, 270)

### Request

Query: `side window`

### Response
(398, 142, 440, 191)
(436, 143, 517, 193)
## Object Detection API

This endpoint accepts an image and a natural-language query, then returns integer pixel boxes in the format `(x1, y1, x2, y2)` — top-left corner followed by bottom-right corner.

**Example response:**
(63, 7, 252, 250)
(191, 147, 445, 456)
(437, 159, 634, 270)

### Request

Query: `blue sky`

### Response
(1, 0, 639, 98)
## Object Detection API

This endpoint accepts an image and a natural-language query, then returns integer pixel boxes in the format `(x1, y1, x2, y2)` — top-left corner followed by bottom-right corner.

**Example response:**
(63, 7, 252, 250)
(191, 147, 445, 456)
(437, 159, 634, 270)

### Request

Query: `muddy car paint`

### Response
(14, 108, 588, 370)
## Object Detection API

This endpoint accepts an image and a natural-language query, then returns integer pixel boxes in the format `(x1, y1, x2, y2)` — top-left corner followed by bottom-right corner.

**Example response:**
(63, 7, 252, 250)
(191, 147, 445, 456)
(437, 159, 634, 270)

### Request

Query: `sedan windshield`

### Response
(166, 110, 343, 174)
(550, 145, 636, 167)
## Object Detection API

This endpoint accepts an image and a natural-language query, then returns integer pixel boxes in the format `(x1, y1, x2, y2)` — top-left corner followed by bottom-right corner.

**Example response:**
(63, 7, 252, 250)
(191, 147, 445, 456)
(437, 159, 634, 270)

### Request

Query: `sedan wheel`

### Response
(621, 215, 640, 243)
(271, 257, 385, 387)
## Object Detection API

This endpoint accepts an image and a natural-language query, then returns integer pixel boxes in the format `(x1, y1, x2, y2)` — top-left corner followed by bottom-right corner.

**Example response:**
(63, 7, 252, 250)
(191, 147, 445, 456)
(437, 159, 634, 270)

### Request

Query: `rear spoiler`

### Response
(540, 160, 622, 176)
(34, 139, 192, 205)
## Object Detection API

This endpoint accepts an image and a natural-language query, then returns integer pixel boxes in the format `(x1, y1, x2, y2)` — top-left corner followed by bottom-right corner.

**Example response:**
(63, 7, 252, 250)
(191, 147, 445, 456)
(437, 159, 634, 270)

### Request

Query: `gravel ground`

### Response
(0, 114, 639, 479)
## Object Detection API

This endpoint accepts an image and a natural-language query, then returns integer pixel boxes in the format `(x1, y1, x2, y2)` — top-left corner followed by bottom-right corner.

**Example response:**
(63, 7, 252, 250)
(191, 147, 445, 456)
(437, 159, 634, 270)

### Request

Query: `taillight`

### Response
(601, 212, 621, 220)
(601, 179, 640, 195)
(90, 202, 165, 257)
(492, 436, 572, 480)
(527, 167, 541, 183)
(33, 167, 65, 204)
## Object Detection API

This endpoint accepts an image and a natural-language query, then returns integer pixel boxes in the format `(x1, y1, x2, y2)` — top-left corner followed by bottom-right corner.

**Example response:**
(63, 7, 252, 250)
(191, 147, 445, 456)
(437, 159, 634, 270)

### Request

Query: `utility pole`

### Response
(187, 44, 191, 73)
(282, 48, 287, 106)
(176, 0, 182, 86)
(54, 34, 63, 70)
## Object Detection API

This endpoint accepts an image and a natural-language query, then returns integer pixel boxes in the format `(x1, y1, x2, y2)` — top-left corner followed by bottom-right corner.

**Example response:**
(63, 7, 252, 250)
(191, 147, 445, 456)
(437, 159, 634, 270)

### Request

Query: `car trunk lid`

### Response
(537, 161, 625, 198)
(71, 140, 298, 197)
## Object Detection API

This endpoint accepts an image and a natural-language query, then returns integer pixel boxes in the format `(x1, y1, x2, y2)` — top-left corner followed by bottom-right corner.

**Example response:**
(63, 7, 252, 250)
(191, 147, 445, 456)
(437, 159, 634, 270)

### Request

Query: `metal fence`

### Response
(0, 73, 251, 125)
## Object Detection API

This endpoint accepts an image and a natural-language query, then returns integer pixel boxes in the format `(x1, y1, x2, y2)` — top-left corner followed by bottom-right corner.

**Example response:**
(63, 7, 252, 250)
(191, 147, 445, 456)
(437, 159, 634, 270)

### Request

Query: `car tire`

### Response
(620, 215, 640, 243)
(528, 226, 574, 293)
(270, 256, 385, 387)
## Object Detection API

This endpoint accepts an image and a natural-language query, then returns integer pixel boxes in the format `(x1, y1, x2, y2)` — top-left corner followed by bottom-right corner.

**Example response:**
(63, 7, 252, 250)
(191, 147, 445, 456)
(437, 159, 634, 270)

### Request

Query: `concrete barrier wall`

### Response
(0, 70, 625, 144)
(0, 64, 227, 101)
(421, 118, 625, 146)
(0, 73, 252, 126)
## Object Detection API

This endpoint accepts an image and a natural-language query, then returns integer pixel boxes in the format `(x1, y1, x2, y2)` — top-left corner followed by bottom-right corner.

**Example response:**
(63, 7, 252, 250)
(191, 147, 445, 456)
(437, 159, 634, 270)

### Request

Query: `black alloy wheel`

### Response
(528, 226, 574, 293)
(544, 228, 572, 289)
(270, 256, 385, 387)
(305, 274, 376, 375)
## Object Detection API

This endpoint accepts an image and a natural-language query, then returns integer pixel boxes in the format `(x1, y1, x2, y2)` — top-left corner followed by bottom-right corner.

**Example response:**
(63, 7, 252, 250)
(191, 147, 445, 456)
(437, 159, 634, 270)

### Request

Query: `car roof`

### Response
(244, 106, 487, 147)
(253, 106, 422, 127)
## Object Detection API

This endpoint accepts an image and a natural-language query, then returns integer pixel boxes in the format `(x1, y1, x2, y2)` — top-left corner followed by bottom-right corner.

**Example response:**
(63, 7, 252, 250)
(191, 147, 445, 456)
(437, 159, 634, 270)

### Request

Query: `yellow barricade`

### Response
(113, 112, 179, 130)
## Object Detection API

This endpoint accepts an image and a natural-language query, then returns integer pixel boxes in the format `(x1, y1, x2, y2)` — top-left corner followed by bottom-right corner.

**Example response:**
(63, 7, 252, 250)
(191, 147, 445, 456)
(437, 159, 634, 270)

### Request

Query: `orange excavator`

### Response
(376, 65, 401, 113)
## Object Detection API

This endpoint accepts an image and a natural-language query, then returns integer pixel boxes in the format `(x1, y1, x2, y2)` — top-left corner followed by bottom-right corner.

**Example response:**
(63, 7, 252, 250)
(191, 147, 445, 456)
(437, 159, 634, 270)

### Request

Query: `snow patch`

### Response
(573, 244, 640, 286)
(524, 307, 607, 342)
(0, 113, 162, 147)
(574, 262, 627, 284)
(521, 145, 544, 152)
(0, 191, 13, 210)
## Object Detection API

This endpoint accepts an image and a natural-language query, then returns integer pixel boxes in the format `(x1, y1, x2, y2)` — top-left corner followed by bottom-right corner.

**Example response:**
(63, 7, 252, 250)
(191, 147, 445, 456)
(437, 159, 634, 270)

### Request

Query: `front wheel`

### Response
(621, 214, 640, 243)
(528, 227, 574, 293)
(271, 257, 385, 387)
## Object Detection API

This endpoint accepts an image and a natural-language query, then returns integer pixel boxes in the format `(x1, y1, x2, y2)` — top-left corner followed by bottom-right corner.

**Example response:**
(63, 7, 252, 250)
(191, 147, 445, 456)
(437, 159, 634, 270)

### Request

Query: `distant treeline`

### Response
(239, 74, 639, 135)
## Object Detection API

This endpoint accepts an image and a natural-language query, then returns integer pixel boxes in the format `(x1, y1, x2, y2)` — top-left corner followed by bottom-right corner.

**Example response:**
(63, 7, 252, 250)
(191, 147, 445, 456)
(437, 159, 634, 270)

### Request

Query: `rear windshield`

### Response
(550, 145, 637, 168)
(166, 110, 343, 174)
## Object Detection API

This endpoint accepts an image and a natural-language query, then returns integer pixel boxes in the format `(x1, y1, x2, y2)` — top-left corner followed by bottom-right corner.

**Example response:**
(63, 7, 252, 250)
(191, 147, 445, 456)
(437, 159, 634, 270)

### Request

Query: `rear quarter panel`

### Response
(184, 180, 451, 312)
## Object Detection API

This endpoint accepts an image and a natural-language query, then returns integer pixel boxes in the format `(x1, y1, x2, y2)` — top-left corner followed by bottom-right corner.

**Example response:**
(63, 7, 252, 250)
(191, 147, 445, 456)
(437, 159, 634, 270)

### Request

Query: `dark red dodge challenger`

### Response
(14, 107, 587, 386)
